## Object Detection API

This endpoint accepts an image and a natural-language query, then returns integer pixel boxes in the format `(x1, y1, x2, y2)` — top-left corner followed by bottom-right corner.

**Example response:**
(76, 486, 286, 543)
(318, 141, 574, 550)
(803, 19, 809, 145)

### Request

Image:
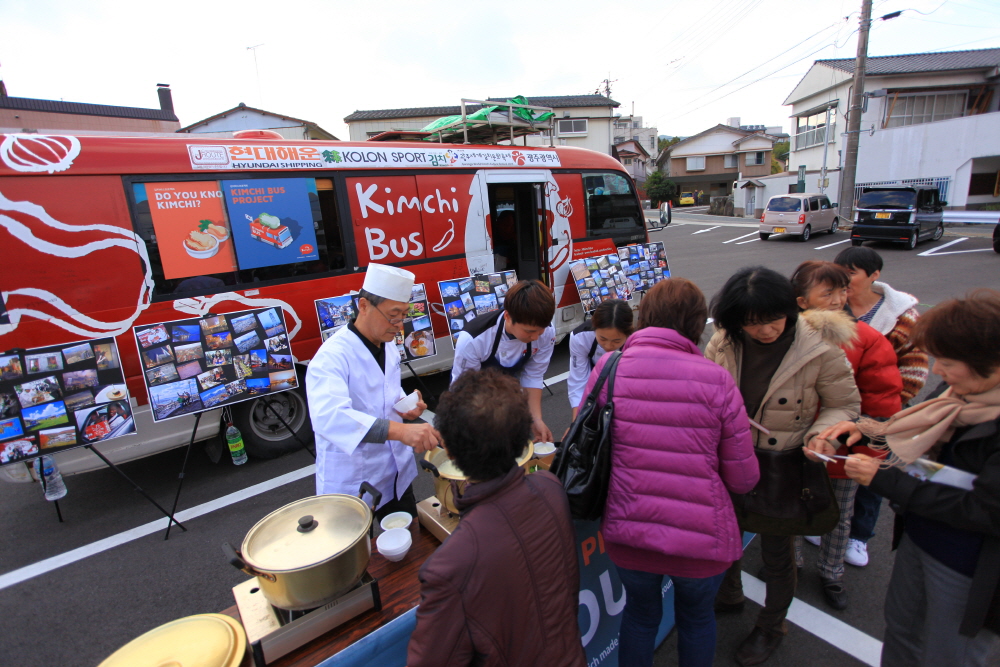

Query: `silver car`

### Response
(759, 193, 839, 242)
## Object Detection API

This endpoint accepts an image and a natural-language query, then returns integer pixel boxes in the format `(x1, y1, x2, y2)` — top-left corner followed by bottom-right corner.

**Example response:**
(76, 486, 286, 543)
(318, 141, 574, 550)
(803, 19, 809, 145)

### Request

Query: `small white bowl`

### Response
(533, 441, 556, 457)
(376, 528, 412, 562)
(380, 511, 413, 532)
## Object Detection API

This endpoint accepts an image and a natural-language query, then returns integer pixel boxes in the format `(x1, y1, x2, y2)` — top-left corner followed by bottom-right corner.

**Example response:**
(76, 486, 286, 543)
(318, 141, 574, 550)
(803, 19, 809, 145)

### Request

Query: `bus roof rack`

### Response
(367, 97, 555, 146)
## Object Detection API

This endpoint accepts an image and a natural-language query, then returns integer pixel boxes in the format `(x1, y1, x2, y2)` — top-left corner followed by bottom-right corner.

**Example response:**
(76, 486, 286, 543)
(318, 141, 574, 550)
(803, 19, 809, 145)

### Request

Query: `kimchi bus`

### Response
(0, 133, 647, 475)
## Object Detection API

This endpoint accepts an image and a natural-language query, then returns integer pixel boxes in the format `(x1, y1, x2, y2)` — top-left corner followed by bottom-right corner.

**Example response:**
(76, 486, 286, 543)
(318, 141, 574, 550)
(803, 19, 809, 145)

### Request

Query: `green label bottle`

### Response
(226, 423, 248, 465)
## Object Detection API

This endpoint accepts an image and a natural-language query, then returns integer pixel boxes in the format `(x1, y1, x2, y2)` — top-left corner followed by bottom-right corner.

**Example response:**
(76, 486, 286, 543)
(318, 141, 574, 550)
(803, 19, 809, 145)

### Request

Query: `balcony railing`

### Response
(793, 123, 836, 150)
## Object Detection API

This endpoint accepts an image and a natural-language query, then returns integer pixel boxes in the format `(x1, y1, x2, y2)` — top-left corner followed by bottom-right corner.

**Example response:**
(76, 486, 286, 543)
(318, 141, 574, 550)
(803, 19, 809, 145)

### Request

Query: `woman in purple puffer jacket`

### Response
(582, 278, 760, 667)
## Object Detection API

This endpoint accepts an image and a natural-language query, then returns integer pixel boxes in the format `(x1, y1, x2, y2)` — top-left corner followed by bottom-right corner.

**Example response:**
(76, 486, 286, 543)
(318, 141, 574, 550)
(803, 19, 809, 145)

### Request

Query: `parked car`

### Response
(994, 220, 999, 253)
(678, 191, 696, 206)
(759, 193, 839, 242)
(850, 186, 945, 250)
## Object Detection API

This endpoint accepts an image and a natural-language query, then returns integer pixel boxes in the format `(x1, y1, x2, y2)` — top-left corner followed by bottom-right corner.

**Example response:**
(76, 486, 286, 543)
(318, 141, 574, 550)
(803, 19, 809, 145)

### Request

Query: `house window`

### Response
(794, 108, 836, 150)
(724, 154, 738, 168)
(745, 152, 765, 166)
(649, 137, 655, 150)
(884, 91, 967, 128)
(623, 157, 633, 165)
(559, 119, 588, 135)
(686, 156, 706, 171)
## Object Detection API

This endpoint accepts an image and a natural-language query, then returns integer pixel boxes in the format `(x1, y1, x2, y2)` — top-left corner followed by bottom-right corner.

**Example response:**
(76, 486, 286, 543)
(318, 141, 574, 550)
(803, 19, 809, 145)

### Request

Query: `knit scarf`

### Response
(857, 385, 1000, 464)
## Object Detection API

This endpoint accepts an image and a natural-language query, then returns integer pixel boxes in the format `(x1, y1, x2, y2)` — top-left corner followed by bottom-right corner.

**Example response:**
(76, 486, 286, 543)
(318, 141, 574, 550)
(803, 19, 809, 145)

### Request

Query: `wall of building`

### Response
(0, 109, 180, 134)
(189, 111, 303, 133)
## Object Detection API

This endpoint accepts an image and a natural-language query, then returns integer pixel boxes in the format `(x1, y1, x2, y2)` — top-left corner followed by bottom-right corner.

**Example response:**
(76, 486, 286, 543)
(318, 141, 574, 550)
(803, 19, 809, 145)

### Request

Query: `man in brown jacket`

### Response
(407, 369, 586, 667)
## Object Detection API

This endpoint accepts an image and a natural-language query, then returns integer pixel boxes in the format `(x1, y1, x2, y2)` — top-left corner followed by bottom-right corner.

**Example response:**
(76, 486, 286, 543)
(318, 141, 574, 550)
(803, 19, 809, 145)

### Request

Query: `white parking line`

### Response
(918, 237, 993, 256)
(692, 226, 720, 234)
(813, 239, 851, 250)
(742, 572, 882, 665)
(724, 232, 758, 244)
(0, 370, 578, 592)
(736, 238, 760, 245)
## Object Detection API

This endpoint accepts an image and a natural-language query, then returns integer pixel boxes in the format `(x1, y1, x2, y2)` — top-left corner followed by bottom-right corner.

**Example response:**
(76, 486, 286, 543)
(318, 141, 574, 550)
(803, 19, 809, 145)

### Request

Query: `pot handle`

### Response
(222, 542, 277, 583)
(419, 459, 440, 477)
(358, 481, 382, 509)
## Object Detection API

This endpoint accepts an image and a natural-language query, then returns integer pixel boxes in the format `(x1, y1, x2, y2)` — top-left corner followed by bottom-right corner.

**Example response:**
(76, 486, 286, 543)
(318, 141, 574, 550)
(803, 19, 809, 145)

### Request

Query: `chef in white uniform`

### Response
(306, 263, 440, 519)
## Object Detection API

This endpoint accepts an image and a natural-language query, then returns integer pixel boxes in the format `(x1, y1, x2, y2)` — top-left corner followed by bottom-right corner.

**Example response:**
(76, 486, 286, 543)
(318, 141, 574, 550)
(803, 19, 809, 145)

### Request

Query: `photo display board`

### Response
(314, 284, 437, 362)
(568, 252, 635, 313)
(438, 270, 518, 346)
(132, 307, 296, 423)
(0, 338, 133, 466)
(618, 241, 670, 293)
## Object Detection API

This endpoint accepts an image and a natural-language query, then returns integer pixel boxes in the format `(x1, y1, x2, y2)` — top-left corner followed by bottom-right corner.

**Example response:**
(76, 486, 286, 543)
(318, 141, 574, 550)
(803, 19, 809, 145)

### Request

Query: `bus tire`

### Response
(231, 388, 313, 460)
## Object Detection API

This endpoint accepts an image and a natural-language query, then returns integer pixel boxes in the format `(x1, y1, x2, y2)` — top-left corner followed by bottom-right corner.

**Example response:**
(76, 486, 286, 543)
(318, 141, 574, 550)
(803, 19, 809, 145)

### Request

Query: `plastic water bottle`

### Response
(226, 423, 248, 466)
(33, 455, 68, 501)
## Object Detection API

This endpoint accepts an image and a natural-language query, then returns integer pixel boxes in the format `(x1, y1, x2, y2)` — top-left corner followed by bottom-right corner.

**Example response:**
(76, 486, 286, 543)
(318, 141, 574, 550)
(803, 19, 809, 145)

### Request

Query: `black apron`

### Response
(465, 310, 532, 379)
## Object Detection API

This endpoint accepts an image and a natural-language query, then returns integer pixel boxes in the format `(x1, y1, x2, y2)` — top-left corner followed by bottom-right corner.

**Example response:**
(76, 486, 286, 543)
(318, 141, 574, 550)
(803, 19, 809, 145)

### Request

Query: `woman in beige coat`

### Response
(707, 266, 860, 667)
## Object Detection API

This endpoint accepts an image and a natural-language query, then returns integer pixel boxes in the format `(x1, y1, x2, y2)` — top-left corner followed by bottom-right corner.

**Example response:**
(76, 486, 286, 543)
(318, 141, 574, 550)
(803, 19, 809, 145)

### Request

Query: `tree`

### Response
(658, 136, 682, 154)
(771, 140, 789, 174)
(644, 171, 676, 205)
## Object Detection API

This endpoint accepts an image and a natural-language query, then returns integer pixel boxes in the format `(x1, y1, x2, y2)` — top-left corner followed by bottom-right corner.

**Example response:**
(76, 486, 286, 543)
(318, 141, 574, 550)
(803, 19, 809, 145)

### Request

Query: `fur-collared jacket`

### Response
(705, 309, 861, 451)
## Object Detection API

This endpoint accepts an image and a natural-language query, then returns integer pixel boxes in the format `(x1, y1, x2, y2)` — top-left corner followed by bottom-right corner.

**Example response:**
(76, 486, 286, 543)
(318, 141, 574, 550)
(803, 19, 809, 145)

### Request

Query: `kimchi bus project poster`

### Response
(314, 283, 438, 362)
(438, 271, 518, 346)
(0, 338, 133, 467)
(133, 307, 297, 423)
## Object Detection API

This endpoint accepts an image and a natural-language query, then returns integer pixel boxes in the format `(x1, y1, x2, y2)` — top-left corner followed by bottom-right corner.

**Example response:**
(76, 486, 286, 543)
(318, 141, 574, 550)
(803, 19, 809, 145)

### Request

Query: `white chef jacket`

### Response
(450, 316, 555, 389)
(305, 326, 416, 510)
(567, 329, 607, 409)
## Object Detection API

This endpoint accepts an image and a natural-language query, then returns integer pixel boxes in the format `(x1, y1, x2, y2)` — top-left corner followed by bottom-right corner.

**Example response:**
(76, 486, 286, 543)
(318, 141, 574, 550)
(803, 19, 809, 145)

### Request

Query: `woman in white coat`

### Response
(567, 299, 633, 418)
(306, 263, 440, 519)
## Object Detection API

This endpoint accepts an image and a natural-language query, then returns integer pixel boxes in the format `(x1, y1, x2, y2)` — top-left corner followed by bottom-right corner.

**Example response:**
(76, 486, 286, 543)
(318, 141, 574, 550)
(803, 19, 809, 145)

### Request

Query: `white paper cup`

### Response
(376, 528, 412, 562)
(380, 511, 413, 532)
(393, 391, 420, 414)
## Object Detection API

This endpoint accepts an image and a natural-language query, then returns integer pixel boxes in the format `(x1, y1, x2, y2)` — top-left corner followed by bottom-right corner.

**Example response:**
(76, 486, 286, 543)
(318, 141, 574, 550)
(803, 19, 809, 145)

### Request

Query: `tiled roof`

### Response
(817, 47, 1000, 76)
(344, 95, 619, 122)
(0, 95, 178, 122)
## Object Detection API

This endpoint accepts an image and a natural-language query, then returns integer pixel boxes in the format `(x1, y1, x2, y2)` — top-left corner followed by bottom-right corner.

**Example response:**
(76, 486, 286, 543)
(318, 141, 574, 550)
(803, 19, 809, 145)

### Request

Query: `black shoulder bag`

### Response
(550, 350, 623, 521)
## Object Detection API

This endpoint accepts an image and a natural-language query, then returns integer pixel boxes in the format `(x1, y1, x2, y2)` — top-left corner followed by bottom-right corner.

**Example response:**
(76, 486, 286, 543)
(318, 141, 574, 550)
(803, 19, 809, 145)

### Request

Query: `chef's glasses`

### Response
(373, 305, 406, 326)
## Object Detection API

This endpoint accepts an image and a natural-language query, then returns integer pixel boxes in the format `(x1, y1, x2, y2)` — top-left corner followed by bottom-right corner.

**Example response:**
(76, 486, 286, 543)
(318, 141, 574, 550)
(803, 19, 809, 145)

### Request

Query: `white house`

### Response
(177, 103, 339, 140)
(344, 95, 621, 155)
(741, 47, 1000, 215)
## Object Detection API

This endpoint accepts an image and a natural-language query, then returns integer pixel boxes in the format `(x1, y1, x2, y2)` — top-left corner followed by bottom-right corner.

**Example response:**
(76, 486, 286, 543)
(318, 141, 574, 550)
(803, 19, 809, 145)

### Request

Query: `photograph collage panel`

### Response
(569, 252, 634, 313)
(617, 241, 670, 293)
(0, 337, 132, 466)
(133, 307, 297, 423)
(314, 283, 437, 362)
(438, 270, 518, 346)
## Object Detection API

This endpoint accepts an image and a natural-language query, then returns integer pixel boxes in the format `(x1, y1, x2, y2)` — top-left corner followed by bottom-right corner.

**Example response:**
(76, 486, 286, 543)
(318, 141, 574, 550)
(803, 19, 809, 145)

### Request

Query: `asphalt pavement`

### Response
(1, 215, 997, 666)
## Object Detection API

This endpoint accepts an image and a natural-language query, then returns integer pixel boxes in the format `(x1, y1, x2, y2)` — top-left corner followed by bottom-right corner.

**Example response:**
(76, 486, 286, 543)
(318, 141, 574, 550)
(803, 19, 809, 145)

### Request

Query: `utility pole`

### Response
(838, 0, 872, 224)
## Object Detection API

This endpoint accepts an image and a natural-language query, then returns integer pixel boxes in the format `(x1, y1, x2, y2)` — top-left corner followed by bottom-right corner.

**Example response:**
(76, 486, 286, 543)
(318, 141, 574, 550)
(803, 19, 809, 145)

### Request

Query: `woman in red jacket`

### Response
(790, 260, 902, 610)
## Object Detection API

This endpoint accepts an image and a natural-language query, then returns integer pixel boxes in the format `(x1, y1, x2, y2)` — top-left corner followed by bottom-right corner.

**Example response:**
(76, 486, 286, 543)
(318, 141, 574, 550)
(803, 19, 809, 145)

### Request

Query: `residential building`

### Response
(614, 138, 651, 189)
(655, 123, 779, 208)
(742, 47, 1000, 216)
(344, 95, 621, 154)
(0, 83, 180, 135)
(613, 115, 659, 162)
(177, 102, 338, 140)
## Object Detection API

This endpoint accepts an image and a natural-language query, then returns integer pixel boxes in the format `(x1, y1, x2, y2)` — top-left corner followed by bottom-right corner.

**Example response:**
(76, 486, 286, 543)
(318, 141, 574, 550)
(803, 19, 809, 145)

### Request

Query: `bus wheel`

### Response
(232, 388, 312, 459)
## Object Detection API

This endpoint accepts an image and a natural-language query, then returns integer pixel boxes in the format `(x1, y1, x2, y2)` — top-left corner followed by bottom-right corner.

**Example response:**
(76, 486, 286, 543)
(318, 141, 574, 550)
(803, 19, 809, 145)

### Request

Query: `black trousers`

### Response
(375, 485, 417, 522)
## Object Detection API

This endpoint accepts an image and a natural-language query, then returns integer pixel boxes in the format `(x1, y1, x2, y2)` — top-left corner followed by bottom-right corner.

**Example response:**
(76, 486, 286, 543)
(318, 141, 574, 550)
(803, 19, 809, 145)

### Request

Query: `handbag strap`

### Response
(585, 350, 622, 405)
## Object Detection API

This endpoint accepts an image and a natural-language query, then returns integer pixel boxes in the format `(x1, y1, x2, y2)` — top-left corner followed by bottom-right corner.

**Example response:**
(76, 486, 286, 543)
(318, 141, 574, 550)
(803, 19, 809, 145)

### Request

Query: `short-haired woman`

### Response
(567, 299, 634, 418)
(707, 266, 859, 666)
(790, 260, 902, 610)
(582, 278, 759, 667)
(814, 290, 1000, 667)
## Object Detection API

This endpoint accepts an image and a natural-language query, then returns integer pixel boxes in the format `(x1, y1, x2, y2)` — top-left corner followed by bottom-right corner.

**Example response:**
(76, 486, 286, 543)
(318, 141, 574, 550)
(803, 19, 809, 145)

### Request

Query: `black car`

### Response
(850, 186, 945, 250)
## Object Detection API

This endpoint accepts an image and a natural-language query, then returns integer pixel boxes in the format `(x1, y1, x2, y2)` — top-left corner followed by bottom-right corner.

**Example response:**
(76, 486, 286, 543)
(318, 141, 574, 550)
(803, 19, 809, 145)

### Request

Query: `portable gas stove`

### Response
(233, 572, 380, 666)
(416, 496, 460, 542)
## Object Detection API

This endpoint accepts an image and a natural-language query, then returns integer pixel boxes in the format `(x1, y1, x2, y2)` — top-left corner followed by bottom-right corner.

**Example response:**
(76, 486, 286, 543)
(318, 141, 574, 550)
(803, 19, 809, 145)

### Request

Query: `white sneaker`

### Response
(845, 539, 869, 567)
(804, 535, 821, 546)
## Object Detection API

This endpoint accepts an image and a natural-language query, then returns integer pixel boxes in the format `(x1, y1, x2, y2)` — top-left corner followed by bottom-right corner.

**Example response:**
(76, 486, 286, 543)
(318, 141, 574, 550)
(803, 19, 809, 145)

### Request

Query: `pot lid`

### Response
(243, 494, 371, 572)
(98, 613, 245, 667)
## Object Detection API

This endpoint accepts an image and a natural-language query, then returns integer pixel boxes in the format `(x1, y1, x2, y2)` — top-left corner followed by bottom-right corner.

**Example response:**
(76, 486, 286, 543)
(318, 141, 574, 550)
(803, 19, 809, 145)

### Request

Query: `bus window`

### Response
(129, 176, 347, 299)
(582, 172, 645, 246)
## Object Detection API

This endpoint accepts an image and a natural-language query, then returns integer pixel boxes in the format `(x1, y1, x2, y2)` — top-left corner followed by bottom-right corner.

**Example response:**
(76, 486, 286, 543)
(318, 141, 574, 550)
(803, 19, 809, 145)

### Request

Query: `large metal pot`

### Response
(223, 482, 381, 611)
(420, 443, 534, 514)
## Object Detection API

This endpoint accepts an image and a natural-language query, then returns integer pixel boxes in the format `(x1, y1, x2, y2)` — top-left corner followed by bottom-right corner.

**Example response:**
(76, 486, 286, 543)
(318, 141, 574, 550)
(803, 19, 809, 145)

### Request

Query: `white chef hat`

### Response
(362, 263, 415, 302)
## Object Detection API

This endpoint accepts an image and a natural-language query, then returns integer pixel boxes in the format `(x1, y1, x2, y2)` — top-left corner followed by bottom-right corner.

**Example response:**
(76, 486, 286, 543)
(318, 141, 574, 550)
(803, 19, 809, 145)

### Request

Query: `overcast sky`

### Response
(3, 0, 999, 139)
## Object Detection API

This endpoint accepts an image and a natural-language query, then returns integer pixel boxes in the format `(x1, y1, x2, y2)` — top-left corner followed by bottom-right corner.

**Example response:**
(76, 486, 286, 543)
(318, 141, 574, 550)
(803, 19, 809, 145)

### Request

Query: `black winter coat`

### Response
(869, 382, 1000, 637)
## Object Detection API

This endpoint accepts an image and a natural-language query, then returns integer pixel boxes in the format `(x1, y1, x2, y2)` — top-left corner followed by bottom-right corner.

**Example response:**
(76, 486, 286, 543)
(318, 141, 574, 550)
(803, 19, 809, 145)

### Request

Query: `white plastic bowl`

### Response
(376, 528, 412, 562)
(380, 511, 413, 532)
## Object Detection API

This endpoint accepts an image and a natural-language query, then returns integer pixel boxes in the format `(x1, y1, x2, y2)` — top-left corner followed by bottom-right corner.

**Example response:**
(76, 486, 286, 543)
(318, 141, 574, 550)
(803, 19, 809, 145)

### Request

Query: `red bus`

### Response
(0, 133, 648, 474)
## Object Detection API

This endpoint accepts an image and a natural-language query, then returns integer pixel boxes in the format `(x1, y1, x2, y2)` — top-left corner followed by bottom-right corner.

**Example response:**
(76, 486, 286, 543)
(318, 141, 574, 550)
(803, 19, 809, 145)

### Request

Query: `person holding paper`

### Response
(706, 266, 859, 667)
(451, 279, 556, 443)
(306, 263, 440, 520)
(812, 290, 1000, 667)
